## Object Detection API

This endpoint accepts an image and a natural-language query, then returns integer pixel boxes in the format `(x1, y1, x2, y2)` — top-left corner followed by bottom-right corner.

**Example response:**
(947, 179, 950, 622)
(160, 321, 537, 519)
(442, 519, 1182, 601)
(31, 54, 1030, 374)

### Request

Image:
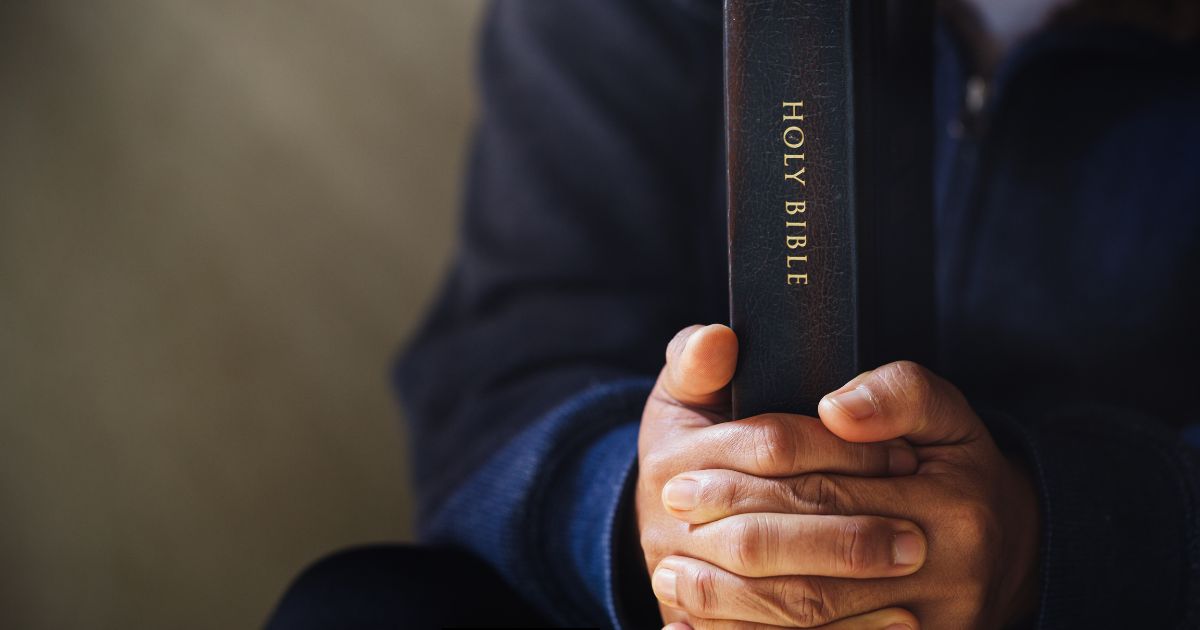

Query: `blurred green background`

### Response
(0, 2, 482, 628)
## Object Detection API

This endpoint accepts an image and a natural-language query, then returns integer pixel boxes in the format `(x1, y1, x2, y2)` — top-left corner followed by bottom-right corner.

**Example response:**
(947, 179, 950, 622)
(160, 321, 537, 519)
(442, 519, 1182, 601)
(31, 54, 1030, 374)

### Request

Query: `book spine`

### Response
(725, 0, 933, 419)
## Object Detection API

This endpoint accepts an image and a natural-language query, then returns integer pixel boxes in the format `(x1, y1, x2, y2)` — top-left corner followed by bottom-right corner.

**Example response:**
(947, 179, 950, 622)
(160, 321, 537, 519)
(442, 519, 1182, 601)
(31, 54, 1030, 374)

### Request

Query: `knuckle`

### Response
(946, 578, 988, 624)
(750, 418, 799, 475)
(726, 516, 766, 573)
(790, 473, 843, 514)
(951, 499, 995, 548)
(777, 577, 833, 627)
(833, 520, 874, 575)
(638, 526, 670, 561)
(710, 475, 741, 514)
(891, 359, 931, 385)
(639, 533, 655, 559)
(877, 360, 934, 411)
(963, 581, 988, 615)
(690, 566, 721, 616)
(640, 449, 677, 486)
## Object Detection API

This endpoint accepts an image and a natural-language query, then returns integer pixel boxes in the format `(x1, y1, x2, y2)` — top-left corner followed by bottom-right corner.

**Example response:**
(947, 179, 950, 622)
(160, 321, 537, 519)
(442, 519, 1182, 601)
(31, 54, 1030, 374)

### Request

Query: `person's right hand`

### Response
(636, 324, 924, 629)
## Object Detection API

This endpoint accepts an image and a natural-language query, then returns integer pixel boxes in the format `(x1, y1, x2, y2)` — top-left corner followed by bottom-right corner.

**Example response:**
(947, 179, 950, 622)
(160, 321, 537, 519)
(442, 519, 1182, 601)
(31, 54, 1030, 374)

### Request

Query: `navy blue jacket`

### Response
(397, 1, 1200, 627)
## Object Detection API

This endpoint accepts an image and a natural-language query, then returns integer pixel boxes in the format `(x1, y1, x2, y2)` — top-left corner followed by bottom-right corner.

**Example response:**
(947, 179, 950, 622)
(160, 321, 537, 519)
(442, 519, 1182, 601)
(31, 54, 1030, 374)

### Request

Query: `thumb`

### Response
(816, 361, 984, 446)
(655, 324, 738, 409)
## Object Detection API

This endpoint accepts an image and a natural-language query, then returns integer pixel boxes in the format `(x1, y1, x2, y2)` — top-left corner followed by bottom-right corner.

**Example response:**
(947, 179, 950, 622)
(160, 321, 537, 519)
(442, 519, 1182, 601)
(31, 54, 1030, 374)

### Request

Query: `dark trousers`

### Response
(265, 546, 553, 629)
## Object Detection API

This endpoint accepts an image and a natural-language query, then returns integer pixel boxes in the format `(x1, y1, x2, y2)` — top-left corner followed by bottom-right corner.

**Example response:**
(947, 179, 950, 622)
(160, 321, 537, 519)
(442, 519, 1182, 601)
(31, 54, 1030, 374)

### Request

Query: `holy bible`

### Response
(726, 0, 936, 418)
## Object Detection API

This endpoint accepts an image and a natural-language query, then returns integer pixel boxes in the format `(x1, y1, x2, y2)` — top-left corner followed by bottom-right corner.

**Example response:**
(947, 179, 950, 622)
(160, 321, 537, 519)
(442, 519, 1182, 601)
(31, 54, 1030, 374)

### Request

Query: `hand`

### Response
(653, 358, 1041, 629)
(637, 325, 925, 629)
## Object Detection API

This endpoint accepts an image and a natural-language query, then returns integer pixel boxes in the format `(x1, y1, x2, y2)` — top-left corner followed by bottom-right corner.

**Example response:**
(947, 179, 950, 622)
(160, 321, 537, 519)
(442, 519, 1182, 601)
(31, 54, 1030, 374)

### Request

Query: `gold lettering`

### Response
(782, 101, 805, 121)
(783, 127, 805, 148)
(784, 167, 807, 185)
(782, 102, 809, 288)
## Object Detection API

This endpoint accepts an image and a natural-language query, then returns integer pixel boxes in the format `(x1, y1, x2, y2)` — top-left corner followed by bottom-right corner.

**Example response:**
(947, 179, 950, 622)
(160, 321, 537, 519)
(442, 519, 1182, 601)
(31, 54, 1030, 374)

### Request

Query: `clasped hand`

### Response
(636, 325, 1039, 630)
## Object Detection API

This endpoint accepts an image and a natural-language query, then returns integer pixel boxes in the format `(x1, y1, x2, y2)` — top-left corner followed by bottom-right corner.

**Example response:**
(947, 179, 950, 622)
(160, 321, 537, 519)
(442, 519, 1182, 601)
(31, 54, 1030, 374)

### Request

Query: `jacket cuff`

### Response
(422, 378, 653, 628)
(984, 406, 1200, 629)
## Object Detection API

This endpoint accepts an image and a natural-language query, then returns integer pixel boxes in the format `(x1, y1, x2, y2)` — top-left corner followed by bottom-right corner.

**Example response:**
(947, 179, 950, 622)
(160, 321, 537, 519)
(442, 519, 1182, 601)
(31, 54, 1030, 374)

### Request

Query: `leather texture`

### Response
(726, 0, 935, 418)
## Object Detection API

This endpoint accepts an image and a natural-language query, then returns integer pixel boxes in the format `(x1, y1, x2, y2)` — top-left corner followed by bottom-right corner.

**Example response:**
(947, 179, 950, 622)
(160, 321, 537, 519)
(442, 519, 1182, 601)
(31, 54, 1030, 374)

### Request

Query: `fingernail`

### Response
(826, 385, 876, 420)
(884, 624, 912, 630)
(652, 567, 678, 606)
(887, 446, 917, 476)
(892, 531, 924, 566)
(663, 478, 701, 511)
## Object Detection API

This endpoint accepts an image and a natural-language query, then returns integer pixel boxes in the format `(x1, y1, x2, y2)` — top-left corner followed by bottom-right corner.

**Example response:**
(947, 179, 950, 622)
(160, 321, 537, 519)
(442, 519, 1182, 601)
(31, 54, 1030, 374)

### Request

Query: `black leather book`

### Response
(726, 0, 935, 418)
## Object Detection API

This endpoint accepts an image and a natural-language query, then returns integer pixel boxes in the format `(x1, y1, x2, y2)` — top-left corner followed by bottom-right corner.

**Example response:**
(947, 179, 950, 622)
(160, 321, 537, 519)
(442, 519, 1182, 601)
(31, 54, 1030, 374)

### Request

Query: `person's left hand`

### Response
(653, 361, 1041, 630)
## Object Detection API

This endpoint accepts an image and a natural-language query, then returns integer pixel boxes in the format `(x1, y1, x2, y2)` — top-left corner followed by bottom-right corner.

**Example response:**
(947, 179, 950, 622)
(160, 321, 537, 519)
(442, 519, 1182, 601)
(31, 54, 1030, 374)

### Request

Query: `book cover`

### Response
(726, 0, 935, 418)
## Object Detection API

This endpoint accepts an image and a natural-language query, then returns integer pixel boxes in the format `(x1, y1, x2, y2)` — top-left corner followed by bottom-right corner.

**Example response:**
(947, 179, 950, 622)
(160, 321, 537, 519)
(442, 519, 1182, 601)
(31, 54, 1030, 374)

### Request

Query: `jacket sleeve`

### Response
(985, 408, 1200, 629)
(394, 0, 723, 626)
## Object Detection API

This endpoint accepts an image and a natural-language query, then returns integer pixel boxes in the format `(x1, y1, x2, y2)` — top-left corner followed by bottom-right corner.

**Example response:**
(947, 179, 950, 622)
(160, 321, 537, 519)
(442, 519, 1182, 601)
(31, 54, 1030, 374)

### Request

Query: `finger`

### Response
(661, 470, 940, 532)
(679, 620, 793, 630)
(817, 361, 984, 446)
(812, 608, 919, 630)
(660, 604, 691, 629)
(658, 324, 739, 409)
(677, 615, 917, 630)
(673, 620, 791, 630)
(666, 609, 918, 630)
(641, 325, 737, 441)
(661, 469, 889, 524)
(661, 414, 918, 479)
(653, 556, 916, 628)
(678, 513, 925, 578)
